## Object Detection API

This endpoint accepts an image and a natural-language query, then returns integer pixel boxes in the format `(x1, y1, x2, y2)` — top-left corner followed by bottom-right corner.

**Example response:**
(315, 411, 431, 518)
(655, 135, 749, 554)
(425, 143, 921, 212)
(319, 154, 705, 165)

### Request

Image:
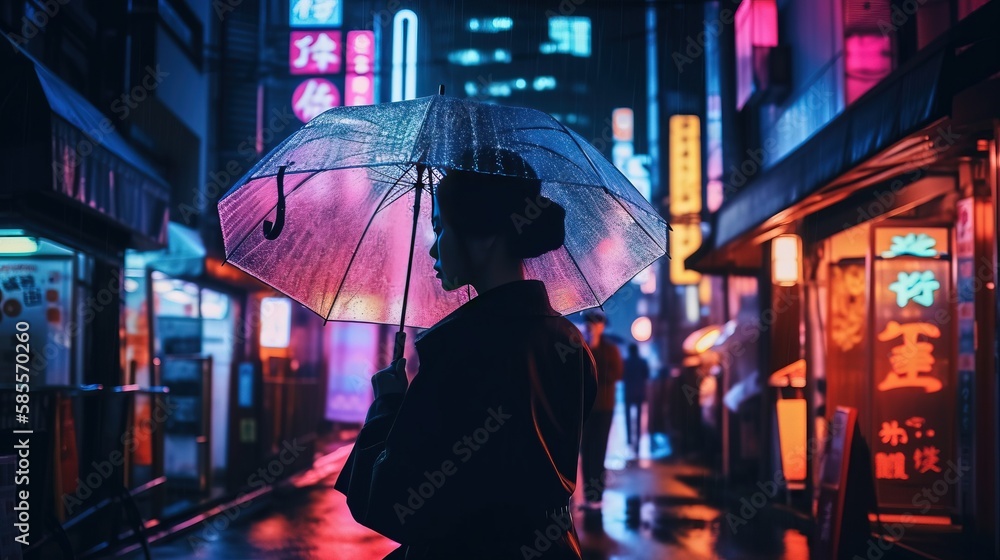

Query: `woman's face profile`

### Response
(430, 198, 466, 292)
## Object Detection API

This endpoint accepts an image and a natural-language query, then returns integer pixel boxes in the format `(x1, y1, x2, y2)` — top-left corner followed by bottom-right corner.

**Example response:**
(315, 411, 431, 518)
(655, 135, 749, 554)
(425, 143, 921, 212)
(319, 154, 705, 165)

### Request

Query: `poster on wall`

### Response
(871, 227, 956, 511)
(0, 258, 73, 386)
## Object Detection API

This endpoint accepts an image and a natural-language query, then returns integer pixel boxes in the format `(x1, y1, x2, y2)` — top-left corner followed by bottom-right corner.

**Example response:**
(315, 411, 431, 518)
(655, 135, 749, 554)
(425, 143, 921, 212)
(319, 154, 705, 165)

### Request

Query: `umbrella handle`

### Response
(392, 330, 406, 362)
(263, 165, 288, 240)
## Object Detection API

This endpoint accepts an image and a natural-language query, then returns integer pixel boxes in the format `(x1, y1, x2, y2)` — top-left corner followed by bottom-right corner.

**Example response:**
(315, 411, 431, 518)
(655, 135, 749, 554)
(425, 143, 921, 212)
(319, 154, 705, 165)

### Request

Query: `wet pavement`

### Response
(132, 405, 813, 560)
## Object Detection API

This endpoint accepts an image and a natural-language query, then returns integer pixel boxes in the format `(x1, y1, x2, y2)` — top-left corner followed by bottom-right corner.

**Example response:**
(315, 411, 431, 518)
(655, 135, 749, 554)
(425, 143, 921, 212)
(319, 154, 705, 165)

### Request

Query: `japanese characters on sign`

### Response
(668, 115, 701, 285)
(287, 1, 344, 122)
(871, 226, 955, 510)
(292, 78, 340, 123)
(289, 0, 342, 28)
(289, 30, 342, 74)
(0, 259, 73, 386)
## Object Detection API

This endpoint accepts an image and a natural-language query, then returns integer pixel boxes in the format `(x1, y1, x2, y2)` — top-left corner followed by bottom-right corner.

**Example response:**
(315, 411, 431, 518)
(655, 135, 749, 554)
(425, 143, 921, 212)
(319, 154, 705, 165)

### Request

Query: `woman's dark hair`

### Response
(434, 148, 566, 260)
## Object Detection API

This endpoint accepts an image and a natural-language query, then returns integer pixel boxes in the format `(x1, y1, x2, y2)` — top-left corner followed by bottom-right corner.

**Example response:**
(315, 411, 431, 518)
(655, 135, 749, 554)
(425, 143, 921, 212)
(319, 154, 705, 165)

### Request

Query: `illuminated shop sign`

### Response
(260, 297, 292, 348)
(289, 30, 341, 74)
(871, 226, 954, 509)
(345, 30, 375, 106)
(668, 115, 701, 285)
(290, 0, 342, 28)
(292, 78, 340, 123)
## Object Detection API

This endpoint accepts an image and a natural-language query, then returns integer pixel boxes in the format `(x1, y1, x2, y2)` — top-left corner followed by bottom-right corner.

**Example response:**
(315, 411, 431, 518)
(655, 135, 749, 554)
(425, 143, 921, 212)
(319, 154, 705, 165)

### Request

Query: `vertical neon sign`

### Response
(391, 9, 418, 101)
(871, 226, 955, 510)
(345, 31, 375, 106)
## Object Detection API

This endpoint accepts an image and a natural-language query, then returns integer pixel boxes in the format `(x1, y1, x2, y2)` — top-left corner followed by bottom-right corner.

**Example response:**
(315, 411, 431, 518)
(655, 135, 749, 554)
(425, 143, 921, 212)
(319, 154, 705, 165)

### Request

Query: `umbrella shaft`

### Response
(395, 165, 425, 360)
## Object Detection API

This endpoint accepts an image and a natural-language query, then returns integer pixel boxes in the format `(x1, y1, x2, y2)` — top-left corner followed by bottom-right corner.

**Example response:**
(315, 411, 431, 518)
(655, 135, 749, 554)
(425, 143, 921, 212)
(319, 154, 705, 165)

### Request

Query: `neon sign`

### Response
(292, 78, 340, 122)
(290, 0, 342, 28)
(870, 226, 954, 507)
(391, 10, 418, 102)
(289, 31, 341, 74)
(345, 31, 375, 106)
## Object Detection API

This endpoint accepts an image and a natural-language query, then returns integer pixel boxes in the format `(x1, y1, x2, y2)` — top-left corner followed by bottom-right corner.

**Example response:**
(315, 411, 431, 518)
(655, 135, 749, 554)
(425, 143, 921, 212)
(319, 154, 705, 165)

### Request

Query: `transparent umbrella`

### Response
(218, 90, 668, 358)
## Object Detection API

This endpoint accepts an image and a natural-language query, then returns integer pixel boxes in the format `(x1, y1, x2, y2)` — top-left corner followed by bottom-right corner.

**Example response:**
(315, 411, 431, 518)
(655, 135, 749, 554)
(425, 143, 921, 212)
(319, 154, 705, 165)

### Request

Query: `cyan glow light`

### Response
(544, 17, 591, 57)
(448, 49, 482, 65)
(289, 0, 342, 28)
(889, 270, 940, 308)
(0, 237, 39, 254)
(391, 9, 418, 101)
(447, 49, 510, 66)
(486, 83, 511, 97)
(881, 233, 938, 258)
(468, 17, 513, 32)
(532, 76, 556, 91)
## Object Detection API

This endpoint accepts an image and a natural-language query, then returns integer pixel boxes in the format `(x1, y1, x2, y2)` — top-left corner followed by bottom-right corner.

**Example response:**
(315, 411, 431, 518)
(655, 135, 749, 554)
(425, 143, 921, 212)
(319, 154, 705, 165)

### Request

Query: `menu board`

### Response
(0, 258, 73, 386)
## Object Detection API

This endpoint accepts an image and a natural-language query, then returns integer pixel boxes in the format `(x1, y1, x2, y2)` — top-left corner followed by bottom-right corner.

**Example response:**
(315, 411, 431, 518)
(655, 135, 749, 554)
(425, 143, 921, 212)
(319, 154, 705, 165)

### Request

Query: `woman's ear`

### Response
(466, 234, 499, 255)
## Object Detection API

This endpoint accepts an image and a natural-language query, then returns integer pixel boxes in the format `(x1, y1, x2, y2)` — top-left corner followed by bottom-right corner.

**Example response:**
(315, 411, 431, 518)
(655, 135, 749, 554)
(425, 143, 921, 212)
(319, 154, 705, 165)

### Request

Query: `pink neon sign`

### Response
(289, 30, 342, 75)
(345, 31, 375, 106)
(345, 74, 374, 106)
(346, 31, 373, 74)
(292, 78, 340, 122)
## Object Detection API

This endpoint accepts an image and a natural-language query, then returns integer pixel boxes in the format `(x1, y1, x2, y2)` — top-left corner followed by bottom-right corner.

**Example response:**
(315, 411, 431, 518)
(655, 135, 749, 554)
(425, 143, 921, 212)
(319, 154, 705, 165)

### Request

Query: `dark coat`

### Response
(335, 280, 598, 559)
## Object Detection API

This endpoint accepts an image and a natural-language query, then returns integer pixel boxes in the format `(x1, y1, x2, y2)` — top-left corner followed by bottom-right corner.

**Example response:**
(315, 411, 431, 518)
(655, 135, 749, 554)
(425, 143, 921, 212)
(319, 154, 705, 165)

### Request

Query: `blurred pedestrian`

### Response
(623, 343, 650, 457)
(579, 309, 623, 508)
(335, 149, 597, 560)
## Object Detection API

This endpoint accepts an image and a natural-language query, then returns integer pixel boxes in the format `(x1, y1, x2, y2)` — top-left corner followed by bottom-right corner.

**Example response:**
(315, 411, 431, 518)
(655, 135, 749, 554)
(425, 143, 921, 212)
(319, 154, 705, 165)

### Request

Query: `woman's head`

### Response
(429, 148, 566, 291)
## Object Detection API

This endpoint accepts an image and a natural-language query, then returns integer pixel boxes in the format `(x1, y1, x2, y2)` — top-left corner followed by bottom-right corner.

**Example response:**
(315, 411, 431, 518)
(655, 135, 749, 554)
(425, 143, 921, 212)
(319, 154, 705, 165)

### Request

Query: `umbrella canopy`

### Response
(218, 94, 668, 329)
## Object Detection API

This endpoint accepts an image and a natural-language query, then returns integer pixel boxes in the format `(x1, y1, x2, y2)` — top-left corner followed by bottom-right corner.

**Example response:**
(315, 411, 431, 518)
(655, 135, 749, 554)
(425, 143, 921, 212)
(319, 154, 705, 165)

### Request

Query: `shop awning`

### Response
(688, 2, 1000, 272)
(0, 42, 170, 250)
(125, 222, 206, 277)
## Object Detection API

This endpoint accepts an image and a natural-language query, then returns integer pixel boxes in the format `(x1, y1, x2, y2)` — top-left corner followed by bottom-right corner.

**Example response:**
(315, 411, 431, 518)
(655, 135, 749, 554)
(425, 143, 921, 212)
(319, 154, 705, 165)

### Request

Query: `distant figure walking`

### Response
(623, 343, 650, 457)
(579, 309, 623, 508)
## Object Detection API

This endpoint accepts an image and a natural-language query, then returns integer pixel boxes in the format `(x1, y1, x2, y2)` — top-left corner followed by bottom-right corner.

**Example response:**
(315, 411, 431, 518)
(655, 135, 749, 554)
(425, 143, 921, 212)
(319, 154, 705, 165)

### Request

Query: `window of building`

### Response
(468, 17, 513, 32)
(958, 0, 991, 19)
(734, 0, 778, 109)
(915, 0, 954, 50)
(532, 76, 557, 91)
(542, 17, 591, 57)
(464, 78, 536, 99)
(486, 83, 512, 97)
(448, 48, 511, 66)
(843, 0, 893, 104)
(156, 0, 204, 68)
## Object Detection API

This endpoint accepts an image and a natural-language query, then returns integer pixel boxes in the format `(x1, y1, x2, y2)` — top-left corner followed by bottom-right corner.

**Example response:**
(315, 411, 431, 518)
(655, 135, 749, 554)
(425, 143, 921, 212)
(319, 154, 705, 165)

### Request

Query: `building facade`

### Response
(686, 0, 999, 556)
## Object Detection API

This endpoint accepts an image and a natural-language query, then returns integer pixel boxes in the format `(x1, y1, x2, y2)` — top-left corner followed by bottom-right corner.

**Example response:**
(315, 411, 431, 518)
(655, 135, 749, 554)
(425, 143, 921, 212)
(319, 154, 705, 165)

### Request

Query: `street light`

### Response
(631, 316, 652, 342)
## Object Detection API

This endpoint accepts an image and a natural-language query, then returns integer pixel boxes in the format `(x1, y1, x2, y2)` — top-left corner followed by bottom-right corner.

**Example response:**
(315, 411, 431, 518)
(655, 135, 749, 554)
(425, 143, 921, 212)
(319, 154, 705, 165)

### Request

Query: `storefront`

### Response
(1, 44, 171, 555)
(688, 12, 999, 555)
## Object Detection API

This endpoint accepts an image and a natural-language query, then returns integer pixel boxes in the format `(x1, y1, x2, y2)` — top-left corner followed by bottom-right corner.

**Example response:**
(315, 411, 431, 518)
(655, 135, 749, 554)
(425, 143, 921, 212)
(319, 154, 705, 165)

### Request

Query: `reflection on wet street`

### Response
(140, 402, 812, 559)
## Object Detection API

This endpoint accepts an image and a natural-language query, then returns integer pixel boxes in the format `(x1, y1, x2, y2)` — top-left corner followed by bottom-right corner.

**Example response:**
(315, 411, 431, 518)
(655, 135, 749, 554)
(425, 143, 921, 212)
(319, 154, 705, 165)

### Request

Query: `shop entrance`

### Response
(124, 270, 236, 513)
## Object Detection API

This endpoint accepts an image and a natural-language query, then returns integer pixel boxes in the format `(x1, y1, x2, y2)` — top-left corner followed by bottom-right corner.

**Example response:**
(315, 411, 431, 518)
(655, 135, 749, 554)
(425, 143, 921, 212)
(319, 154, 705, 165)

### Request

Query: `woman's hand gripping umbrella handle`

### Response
(372, 331, 408, 398)
(372, 160, 423, 399)
(372, 164, 424, 398)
